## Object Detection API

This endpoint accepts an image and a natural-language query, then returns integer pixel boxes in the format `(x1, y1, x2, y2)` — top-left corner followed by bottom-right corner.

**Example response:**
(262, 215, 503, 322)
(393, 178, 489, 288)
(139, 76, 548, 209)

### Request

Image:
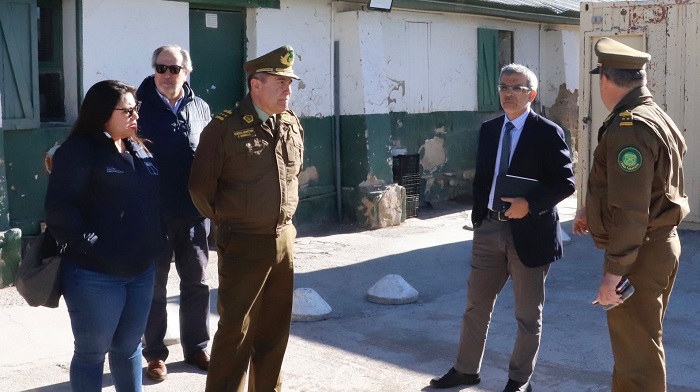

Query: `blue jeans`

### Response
(62, 259, 155, 392)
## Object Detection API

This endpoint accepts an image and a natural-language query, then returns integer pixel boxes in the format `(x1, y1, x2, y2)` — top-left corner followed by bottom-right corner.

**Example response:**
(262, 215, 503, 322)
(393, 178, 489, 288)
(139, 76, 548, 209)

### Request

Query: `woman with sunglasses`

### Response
(45, 80, 166, 392)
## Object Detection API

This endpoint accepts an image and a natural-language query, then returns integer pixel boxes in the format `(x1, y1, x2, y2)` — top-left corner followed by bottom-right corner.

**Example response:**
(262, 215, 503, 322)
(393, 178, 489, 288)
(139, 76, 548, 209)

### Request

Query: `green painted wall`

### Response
(4, 126, 70, 236)
(0, 126, 10, 231)
(294, 116, 338, 224)
(337, 111, 496, 212)
(1, 110, 522, 234)
(391, 110, 494, 202)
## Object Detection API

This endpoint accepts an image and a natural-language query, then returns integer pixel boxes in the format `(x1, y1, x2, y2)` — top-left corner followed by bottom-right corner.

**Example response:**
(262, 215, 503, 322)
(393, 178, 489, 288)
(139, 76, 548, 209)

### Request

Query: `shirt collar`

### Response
(253, 103, 272, 122)
(503, 109, 530, 131)
(155, 87, 184, 113)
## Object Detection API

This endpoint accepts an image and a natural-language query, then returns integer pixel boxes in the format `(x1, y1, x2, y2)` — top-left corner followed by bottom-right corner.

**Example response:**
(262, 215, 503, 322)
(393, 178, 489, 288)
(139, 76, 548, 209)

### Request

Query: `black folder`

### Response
(494, 174, 539, 200)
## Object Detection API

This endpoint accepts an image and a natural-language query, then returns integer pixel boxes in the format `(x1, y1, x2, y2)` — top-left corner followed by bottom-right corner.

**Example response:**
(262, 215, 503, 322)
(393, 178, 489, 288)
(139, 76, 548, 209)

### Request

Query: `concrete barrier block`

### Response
(356, 184, 405, 229)
(367, 274, 419, 305)
(292, 288, 332, 322)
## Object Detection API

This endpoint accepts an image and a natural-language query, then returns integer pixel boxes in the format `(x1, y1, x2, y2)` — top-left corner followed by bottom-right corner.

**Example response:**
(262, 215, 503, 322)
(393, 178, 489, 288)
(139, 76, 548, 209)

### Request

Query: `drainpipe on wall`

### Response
(0, 93, 23, 287)
(333, 40, 342, 222)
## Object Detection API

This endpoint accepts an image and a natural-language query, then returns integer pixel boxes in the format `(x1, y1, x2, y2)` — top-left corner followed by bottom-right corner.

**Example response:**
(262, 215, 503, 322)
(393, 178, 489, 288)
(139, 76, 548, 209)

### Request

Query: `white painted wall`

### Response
(75, 0, 578, 121)
(247, 0, 333, 118)
(336, 11, 365, 117)
(81, 0, 189, 94)
(333, 8, 576, 116)
(539, 26, 580, 108)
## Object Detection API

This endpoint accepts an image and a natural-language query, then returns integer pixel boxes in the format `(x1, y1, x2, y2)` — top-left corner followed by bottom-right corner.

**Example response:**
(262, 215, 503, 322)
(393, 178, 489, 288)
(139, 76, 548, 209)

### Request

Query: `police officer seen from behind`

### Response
(573, 37, 689, 391)
(189, 45, 304, 392)
(138, 45, 212, 381)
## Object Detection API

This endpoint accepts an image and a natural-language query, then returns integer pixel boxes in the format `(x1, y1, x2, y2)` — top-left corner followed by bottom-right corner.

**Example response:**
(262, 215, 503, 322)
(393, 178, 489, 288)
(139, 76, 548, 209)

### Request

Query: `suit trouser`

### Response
(206, 224, 296, 392)
(455, 217, 550, 383)
(608, 228, 680, 392)
(144, 217, 211, 361)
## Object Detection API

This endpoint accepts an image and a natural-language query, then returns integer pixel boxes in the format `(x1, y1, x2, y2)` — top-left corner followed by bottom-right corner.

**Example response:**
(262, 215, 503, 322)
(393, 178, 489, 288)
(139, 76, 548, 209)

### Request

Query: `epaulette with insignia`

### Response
(214, 109, 234, 122)
(618, 110, 634, 127)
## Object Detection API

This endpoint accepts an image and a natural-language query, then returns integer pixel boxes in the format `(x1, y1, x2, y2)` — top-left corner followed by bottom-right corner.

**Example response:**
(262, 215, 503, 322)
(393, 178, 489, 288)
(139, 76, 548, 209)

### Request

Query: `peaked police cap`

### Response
(244, 45, 300, 80)
(590, 37, 650, 74)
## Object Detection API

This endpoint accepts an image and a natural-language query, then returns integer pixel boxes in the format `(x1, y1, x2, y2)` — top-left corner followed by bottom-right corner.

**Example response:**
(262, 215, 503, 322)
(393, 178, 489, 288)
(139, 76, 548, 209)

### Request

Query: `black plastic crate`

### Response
(393, 154, 420, 182)
(406, 195, 419, 218)
(401, 174, 420, 196)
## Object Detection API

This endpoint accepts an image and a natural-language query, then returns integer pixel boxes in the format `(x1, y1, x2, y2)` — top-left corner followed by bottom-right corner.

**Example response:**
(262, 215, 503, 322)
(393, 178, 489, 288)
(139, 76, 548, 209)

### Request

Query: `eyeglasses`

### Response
(497, 84, 532, 94)
(155, 64, 184, 74)
(114, 101, 141, 118)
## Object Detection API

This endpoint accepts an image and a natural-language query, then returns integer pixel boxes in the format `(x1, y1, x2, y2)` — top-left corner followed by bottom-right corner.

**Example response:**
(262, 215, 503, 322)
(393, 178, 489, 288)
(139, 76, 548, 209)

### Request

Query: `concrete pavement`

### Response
(1, 195, 699, 391)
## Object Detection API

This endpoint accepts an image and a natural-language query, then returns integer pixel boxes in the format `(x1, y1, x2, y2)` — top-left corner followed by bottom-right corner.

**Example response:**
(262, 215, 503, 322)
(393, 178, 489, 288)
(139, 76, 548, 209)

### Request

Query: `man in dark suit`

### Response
(431, 64, 575, 392)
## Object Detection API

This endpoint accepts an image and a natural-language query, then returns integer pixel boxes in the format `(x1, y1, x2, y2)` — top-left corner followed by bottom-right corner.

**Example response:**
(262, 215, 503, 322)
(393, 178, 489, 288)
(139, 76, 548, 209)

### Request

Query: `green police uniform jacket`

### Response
(188, 94, 304, 235)
(586, 86, 689, 276)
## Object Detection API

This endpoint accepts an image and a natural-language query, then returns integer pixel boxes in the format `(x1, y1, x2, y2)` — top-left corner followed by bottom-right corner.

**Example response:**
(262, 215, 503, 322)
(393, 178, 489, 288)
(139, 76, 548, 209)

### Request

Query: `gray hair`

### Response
(499, 63, 538, 92)
(600, 67, 647, 89)
(151, 45, 193, 72)
(247, 72, 269, 90)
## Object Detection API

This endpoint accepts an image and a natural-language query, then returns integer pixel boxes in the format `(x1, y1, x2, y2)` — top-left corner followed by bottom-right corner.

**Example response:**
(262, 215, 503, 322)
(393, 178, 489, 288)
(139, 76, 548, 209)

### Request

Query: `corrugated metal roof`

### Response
(393, 0, 581, 24)
(472, 0, 579, 14)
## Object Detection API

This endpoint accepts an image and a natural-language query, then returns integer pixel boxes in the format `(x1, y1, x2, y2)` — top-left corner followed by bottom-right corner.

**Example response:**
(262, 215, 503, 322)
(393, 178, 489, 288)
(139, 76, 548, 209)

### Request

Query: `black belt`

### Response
(487, 209, 510, 222)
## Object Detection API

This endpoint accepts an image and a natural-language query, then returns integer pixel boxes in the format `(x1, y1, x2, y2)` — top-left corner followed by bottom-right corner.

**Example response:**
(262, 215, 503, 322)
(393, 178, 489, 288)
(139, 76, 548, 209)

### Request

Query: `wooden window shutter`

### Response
(0, 0, 40, 130)
(477, 28, 499, 112)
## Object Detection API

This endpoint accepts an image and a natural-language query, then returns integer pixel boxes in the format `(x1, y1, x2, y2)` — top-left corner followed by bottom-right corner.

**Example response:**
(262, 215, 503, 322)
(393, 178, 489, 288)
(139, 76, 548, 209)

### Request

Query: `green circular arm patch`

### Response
(618, 147, 642, 172)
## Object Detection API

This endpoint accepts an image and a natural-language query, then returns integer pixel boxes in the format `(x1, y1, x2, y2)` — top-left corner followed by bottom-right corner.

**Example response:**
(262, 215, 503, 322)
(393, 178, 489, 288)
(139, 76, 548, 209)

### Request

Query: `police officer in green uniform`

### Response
(188, 45, 304, 392)
(573, 37, 689, 391)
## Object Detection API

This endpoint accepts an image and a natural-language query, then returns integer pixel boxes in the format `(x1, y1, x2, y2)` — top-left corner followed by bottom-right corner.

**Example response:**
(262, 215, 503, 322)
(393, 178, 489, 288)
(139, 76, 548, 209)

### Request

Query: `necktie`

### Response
(266, 115, 276, 131)
(494, 122, 515, 211)
(499, 122, 515, 175)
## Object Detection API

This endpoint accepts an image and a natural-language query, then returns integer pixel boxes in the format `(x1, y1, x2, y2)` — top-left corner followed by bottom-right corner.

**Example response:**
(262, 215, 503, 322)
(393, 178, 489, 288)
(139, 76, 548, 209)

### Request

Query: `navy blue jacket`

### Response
(136, 76, 211, 218)
(45, 133, 166, 277)
(472, 111, 575, 267)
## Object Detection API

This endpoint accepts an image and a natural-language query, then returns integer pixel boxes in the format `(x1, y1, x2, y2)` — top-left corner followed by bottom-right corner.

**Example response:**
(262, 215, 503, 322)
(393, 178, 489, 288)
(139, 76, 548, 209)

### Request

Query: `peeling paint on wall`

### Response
(419, 136, 447, 174)
(358, 173, 386, 188)
(542, 84, 578, 161)
(387, 78, 405, 105)
(299, 166, 318, 189)
(543, 84, 578, 131)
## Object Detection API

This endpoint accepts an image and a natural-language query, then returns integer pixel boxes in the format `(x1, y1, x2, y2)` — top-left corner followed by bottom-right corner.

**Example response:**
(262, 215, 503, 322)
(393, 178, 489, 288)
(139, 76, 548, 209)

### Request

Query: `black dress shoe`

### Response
(430, 367, 480, 389)
(502, 378, 532, 392)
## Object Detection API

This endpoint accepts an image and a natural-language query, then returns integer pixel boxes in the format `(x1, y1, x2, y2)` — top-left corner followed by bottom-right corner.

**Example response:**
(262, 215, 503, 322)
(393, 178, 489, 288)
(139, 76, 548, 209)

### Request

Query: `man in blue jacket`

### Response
(138, 45, 212, 381)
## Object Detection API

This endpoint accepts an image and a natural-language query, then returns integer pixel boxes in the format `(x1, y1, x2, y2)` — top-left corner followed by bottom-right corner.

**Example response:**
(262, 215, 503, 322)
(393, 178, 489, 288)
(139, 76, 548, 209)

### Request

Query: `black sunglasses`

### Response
(114, 101, 142, 118)
(155, 64, 184, 74)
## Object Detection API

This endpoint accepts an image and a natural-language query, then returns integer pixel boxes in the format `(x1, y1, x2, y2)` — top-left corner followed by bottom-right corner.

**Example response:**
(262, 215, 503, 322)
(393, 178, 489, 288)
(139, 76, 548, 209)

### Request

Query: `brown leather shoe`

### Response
(146, 360, 167, 382)
(185, 350, 210, 371)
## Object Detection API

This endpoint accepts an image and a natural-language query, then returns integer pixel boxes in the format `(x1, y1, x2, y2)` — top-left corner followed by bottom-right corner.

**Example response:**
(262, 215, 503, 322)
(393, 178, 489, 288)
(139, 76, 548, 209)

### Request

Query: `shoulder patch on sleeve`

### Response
(618, 147, 642, 172)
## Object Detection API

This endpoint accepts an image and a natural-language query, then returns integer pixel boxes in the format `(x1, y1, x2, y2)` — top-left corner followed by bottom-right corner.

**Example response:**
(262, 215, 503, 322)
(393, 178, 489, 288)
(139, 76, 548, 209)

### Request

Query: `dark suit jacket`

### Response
(472, 111, 575, 267)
